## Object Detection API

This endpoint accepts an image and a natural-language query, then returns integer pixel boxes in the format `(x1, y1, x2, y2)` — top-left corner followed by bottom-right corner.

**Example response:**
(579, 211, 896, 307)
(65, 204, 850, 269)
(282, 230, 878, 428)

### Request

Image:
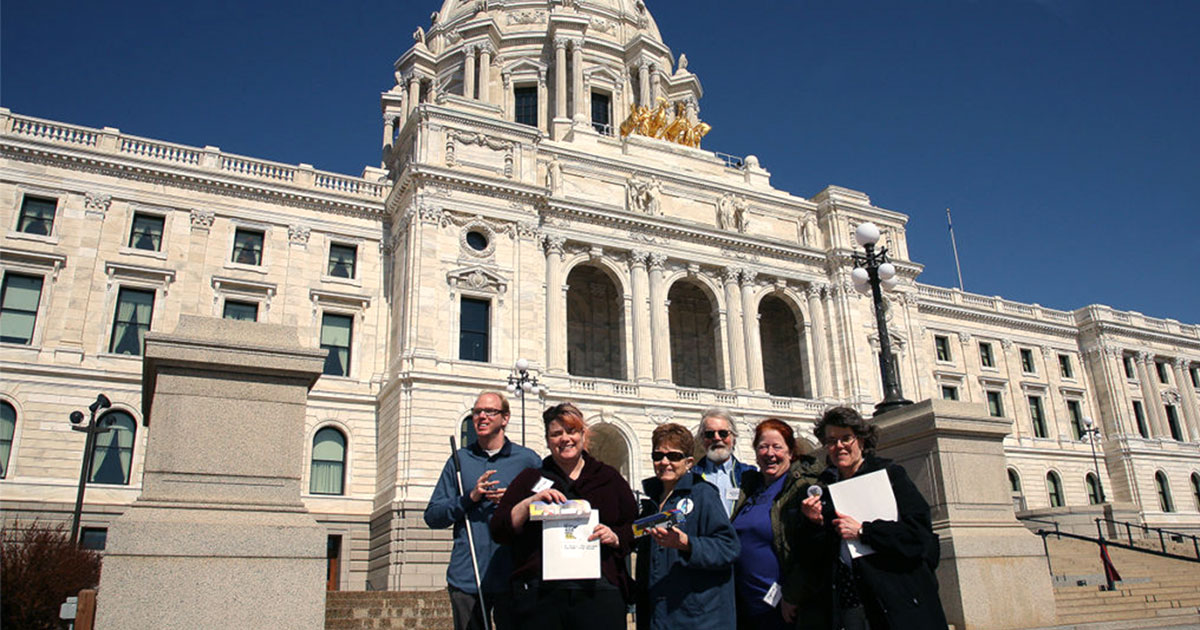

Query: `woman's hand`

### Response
(780, 600, 797, 623)
(833, 512, 862, 540)
(801, 494, 823, 525)
(588, 523, 621, 548)
(648, 526, 689, 551)
(531, 488, 568, 504)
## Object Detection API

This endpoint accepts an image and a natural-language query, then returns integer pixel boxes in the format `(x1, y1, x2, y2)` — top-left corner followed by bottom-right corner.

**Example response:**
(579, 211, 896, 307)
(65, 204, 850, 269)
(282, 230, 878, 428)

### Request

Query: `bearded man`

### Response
(691, 408, 756, 517)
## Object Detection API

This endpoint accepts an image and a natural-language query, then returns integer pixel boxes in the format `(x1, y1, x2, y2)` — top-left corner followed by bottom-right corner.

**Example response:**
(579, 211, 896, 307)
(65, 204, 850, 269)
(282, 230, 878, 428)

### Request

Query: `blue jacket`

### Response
(423, 438, 540, 594)
(692, 455, 757, 515)
(635, 472, 740, 630)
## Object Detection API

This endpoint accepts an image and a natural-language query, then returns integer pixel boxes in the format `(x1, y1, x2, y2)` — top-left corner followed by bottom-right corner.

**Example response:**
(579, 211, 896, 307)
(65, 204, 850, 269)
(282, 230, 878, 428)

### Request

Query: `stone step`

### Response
(325, 591, 454, 630)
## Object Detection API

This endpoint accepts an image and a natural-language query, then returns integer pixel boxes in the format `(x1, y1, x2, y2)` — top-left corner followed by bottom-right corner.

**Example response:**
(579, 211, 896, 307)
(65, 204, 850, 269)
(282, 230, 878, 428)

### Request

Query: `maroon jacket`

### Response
(489, 451, 637, 595)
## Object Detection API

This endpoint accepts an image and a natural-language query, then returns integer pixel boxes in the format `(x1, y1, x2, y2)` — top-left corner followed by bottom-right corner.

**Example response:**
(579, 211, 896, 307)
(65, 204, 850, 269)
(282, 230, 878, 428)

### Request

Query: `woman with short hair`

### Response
(800, 406, 948, 630)
(489, 402, 637, 630)
(634, 422, 739, 630)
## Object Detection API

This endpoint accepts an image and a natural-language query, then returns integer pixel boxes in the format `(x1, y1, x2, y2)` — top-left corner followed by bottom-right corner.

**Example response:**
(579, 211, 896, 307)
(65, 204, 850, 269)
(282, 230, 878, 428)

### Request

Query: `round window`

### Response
(466, 230, 489, 251)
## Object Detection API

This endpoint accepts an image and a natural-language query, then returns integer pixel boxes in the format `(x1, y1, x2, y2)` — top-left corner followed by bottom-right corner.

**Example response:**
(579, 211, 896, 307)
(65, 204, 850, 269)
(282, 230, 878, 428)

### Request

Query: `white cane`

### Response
(450, 437, 491, 630)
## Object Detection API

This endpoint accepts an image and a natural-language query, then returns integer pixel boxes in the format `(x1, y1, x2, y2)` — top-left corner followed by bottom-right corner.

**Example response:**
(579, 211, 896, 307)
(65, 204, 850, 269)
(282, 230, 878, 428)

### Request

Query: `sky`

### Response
(3, 0, 1197, 323)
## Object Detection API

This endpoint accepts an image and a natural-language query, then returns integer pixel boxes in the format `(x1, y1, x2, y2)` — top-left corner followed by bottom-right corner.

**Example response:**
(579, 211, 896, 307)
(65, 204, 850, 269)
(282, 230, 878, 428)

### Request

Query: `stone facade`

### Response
(1, 0, 1198, 594)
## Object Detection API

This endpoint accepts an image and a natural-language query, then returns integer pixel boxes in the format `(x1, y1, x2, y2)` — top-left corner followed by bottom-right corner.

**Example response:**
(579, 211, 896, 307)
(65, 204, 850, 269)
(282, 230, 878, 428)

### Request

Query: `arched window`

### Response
(1046, 471, 1064, 508)
(588, 423, 629, 480)
(1191, 473, 1200, 512)
(0, 401, 15, 478)
(90, 410, 136, 485)
(1154, 471, 1174, 513)
(1085, 473, 1102, 505)
(565, 265, 624, 380)
(668, 281, 720, 389)
(1008, 468, 1025, 512)
(310, 428, 346, 495)
(759, 295, 809, 398)
(460, 414, 477, 447)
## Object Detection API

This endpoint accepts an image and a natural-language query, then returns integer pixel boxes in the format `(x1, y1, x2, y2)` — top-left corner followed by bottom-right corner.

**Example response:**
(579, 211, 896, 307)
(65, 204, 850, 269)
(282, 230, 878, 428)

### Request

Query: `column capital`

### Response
(461, 42, 478, 55)
(1000, 338, 1014, 350)
(721, 267, 741, 285)
(478, 42, 496, 57)
(958, 332, 972, 344)
(647, 252, 667, 270)
(554, 36, 570, 50)
(543, 235, 566, 256)
(1171, 356, 1188, 369)
(628, 250, 650, 268)
(739, 268, 758, 285)
(1136, 350, 1152, 364)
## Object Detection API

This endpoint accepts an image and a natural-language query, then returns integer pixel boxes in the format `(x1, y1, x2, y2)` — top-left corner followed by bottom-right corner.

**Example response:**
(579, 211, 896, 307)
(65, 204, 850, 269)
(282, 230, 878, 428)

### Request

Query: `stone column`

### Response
(478, 45, 493, 104)
(874, 399, 1058, 630)
(1136, 352, 1166, 437)
(381, 116, 395, 154)
(649, 64, 661, 103)
(721, 268, 747, 390)
(629, 251, 653, 382)
(638, 62, 650, 107)
(1098, 348, 1134, 435)
(647, 253, 671, 383)
(407, 74, 422, 117)
(806, 284, 832, 399)
(741, 270, 764, 391)
(1171, 357, 1200, 441)
(95, 317, 328, 630)
(462, 44, 476, 99)
(544, 236, 567, 374)
(571, 40, 585, 120)
(554, 38, 568, 120)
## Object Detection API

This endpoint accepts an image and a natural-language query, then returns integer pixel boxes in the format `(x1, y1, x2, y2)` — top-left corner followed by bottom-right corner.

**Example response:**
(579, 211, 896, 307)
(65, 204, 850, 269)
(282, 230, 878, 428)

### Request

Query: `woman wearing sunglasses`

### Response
(634, 423, 739, 630)
(730, 419, 824, 630)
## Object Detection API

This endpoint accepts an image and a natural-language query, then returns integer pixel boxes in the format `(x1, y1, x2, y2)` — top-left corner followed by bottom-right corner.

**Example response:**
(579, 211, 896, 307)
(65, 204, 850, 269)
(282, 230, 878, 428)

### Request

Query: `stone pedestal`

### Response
(96, 317, 328, 630)
(873, 399, 1057, 630)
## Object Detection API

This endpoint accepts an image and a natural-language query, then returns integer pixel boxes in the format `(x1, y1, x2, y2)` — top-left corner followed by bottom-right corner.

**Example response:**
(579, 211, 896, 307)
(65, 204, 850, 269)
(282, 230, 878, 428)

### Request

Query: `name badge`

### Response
(531, 477, 554, 493)
(725, 487, 740, 501)
(763, 581, 782, 608)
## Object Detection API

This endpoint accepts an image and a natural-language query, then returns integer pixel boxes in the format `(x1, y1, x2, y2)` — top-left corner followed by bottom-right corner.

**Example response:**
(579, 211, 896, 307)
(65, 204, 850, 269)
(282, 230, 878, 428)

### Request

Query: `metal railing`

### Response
(714, 151, 744, 169)
(1097, 517, 1200, 560)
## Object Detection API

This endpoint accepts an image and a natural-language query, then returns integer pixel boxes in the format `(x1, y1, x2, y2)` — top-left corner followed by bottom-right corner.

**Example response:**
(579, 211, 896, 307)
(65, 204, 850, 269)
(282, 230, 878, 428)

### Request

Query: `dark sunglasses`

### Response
(651, 451, 688, 462)
(703, 430, 731, 439)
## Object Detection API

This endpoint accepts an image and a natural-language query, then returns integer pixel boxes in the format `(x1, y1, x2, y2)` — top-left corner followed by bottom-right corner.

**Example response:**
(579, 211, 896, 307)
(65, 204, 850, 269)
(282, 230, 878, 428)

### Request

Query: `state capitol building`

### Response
(1, 0, 1197, 592)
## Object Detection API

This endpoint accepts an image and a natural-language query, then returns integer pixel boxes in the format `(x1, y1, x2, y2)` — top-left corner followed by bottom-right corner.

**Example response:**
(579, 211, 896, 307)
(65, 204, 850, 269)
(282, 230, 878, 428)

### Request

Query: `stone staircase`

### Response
(1043, 536, 1200, 628)
(325, 591, 453, 630)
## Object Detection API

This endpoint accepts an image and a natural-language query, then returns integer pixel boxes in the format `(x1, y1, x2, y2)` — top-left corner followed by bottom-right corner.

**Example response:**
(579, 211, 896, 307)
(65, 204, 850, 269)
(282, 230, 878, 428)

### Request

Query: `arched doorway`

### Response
(759, 295, 809, 398)
(587, 422, 630, 480)
(668, 281, 720, 389)
(566, 264, 624, 379)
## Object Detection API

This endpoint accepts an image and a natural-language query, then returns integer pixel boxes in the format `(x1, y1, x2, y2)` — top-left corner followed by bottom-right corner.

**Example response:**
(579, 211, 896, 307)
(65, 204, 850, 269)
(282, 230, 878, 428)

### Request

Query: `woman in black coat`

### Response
(799, 406, 948, 630)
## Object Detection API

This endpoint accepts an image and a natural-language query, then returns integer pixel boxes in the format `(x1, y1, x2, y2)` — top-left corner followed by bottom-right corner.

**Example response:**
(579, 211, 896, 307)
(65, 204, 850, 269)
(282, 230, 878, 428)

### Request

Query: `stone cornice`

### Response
(917, 300, 1079, 338)
(1080, 320, 1200, 353)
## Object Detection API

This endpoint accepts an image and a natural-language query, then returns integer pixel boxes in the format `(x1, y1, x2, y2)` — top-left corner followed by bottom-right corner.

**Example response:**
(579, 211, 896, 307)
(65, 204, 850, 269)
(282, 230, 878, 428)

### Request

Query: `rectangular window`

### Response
(941, 385, 959, 401)
(1020, 348, 1036, 374)
(459, 297, 490, 362)
(327, 243, 357, 279)
(109, 288, 155, 356)
(1132, 401, 1148, 438)
(934, 335, 951, 362)
(1067, 400, 1085, 440)
(986, 391, 1004, 418)
(128, 213, 165, 251)
(17, 195, 57, 235)
(320, 313, 353, 377)
(1191, 366, 1199, 388)
(1155, 361, 1170, 384)
(222, 300, 258, 321)
(0, 273, 44, 344)
(979, 342, 995, 368)
(1165, 405, 1182, 441)
(1058, 354, 1073, 379)
(232, 228, 265, 266)
(591, 92, 611, 134)
(80, 527, 108, 551)
(1028, 395, 1047, 438)
(1123, 356, 1135, 379)
(514, 86, 538, 127)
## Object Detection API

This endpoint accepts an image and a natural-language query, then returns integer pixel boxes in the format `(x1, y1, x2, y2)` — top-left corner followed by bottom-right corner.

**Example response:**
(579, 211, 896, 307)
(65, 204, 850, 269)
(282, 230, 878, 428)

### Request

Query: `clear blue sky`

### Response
(3, 1, 1197, 323)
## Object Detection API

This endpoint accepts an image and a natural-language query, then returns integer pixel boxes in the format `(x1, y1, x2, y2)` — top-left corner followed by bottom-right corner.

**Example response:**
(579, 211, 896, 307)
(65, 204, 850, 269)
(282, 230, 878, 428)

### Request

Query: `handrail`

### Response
(1096, 517, 1200, 560)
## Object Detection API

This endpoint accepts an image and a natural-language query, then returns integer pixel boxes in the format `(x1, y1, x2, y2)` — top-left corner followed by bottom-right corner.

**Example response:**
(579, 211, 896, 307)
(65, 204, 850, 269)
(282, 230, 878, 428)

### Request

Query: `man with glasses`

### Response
(692, 408, 756, 517)
(425, 391, 540, 630)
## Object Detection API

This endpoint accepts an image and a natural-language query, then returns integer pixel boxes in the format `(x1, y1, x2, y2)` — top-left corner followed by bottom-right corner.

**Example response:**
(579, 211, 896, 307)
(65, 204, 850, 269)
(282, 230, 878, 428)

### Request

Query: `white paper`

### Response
(531, 477, 554, 493)
(763, 581, 782, 608)
(827, 469, 897, 559)
(542, 508, 601, 581)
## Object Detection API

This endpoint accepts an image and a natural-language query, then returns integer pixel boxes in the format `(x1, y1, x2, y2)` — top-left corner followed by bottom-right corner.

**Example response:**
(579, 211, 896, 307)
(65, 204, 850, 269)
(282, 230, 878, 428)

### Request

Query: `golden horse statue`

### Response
(618, 97, 712, 149)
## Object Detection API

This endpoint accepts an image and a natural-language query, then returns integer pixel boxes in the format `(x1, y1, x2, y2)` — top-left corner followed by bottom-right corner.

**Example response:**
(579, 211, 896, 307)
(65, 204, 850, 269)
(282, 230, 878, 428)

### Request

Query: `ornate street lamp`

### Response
(69, 393, 112, 546)
(505, 358, 547, 445)
(851, 222, 913, 416)
(1081, 417, 1106, 503)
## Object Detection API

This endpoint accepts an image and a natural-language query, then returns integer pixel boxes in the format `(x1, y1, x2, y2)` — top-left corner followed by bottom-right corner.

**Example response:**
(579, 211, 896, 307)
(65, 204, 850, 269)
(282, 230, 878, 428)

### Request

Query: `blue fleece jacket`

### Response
(635, 472, 740, 630)
(423, 438, 540, 594)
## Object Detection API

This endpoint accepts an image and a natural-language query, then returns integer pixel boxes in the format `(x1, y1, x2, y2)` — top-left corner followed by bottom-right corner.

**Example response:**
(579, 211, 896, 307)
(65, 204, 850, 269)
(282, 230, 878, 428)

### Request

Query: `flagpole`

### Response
(947, 208, 964, 291)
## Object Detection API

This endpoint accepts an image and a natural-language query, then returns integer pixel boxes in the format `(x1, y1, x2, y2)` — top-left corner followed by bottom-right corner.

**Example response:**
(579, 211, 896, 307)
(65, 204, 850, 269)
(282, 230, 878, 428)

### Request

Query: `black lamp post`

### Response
(69, 393, 112, 546)
(850, 222, 912, 416)
(505, 358, 546, 445)
(1082, 417, 1106, 503)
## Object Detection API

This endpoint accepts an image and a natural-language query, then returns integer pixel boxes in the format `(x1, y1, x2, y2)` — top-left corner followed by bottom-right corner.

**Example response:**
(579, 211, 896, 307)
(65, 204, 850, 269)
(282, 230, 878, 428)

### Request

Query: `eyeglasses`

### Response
(823, 435, 857, 447)
(472, 407, 504, 417)
(651, 451, 688, 462)
(703, 430, 731, 439)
